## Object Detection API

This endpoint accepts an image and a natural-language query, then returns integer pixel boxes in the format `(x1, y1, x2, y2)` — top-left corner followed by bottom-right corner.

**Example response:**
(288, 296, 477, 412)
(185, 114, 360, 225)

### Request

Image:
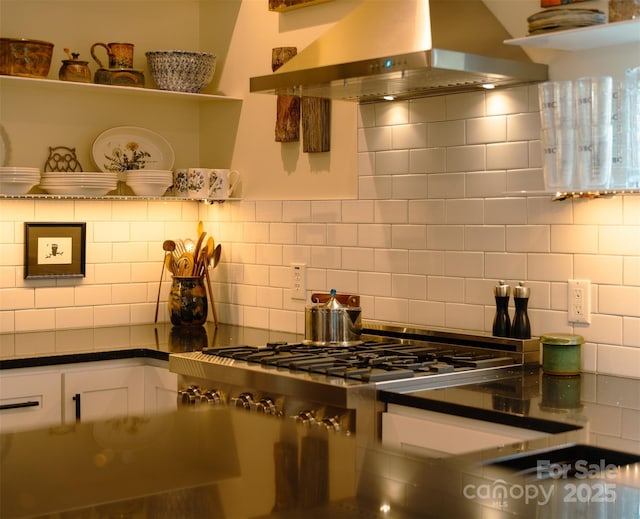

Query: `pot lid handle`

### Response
(324, 289, 344, 309)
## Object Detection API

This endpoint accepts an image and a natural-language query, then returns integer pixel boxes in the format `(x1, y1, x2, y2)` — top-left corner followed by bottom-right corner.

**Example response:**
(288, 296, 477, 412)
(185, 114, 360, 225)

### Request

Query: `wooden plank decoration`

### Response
(269, 0, 334, 12)
(302, 97, 331, 153)
(272, 47, 300, 143)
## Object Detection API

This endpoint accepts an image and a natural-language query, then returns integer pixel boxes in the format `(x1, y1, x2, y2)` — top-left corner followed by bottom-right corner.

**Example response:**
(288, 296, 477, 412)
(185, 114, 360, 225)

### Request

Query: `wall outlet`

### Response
(568, 279, 591, 324)
(291, 263, 307, 300)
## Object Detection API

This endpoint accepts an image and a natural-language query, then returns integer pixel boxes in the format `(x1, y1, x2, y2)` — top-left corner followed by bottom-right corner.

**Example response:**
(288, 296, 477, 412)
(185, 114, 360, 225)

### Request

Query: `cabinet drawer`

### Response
(0, 371, 62, 432)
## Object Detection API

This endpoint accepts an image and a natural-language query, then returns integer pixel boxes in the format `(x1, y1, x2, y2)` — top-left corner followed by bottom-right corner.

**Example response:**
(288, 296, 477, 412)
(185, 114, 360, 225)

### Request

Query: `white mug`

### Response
(187, 168, 211, 199)
(209, 169, 239, 199)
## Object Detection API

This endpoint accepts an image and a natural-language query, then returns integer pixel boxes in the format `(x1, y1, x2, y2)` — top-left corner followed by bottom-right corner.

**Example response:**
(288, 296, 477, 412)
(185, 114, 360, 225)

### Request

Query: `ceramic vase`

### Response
(168, 276, 208, 326)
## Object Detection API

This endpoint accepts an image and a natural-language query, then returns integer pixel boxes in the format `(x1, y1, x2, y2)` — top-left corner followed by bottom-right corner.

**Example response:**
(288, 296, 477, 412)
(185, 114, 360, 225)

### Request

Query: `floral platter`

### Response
(92, 126, 175, 173)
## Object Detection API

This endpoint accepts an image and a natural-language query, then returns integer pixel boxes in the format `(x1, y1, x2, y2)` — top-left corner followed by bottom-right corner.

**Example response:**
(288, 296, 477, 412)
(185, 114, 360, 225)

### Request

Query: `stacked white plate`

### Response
(39, 171, 118, 196)
(126, 169, 173, 196)
(0, 167, 40, 195)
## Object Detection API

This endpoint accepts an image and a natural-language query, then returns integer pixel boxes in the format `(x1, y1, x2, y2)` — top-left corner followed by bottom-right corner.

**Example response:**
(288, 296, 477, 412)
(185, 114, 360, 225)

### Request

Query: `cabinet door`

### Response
(144, 365, 177, 413)
(62, 364, 145, 424)
(0, 370, 62, 432)
(382, 404, 549, 457)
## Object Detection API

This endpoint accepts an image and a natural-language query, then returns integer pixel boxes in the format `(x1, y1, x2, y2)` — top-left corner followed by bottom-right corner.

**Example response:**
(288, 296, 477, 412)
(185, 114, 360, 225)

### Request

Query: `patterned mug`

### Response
(208, 169, 240, 199)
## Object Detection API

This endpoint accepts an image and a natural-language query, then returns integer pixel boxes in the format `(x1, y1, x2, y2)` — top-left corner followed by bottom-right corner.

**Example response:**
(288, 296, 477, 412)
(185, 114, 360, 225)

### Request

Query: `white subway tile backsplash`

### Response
(444, 251, 484, 278)
(282, 201, 311, 222)
(445, 199, 484, 224)
(326, 224, 358, 246)
(583, 313, 623, 345)
(256, 201, 282, 222)
(113, 242, 149, 262)
(574, 197, 623, 225)
(486, 86, 529, 116)
(297, 224, 326, 246)
(94, 221, 130, 242)
(326, 269, 358, 294)
(551, 225, 598, 254)
(599, 226, 640, 255)
(575, 255, 623, 285)
(311, 201, 342, 222)
(310, 246, 341, 269)
(429, 120, 465, 147)
(358, 224, 392, 248)
(358, 151, 375, 176)
(409, 300, 445, 327)
(446, 92, 485, 120)
(410, 97, 446, 123)
(375, 249, 408, 273)
(94, 264, 131, 284)
(427, 276, 464, 302)
(375, 101, 409, 126)
(599, 285, 640, 318)
(408, 200, 445, 224)
(374, 297, 408, 323)
(270, 223, 297, 244)
(507, 113, 540, 141)
(36, 287, 74, 308)
(486, 142, 529, 170)
(408, 250, 444, 275)
(506, 225, 549, 253)
(56, 306, 93, 329)
(445, 303, 484, 331)
(15, 309, 55, 331)
(465, 226, 505, 252)
(484, 252, 527, 280)
(528, 254, 573, 282)
(445, 146, 485, 173)
(374, 201, 408, 224)
(392, 274, 427, 299)
(358, 175, 392, 199)
(376, 150, 410, 175)
(256, 243, 283, 265)
(624, 317, 640, 346)
(527, 197, 573, 224)
(343, 247, 374, 271)
(467, 116, 506, 144)
(391, 225, 426, 249)
(358, 272, 391, 296)
(392, 124, 428, 149)
(358, 126, 392, 152)
(466, 171, 507, 198)
(392, 175, 430, 199)
(427, 225, 464, 250)
(624, 256, 640, 286)
(597, 344, 640, 378)
(75, 285, 111, 306)
(485, 198, 527, 224)
(506, 168, 545, 193)
(342, 200, 374, 223)
(34, 199, 74, 220)
(409, 148, 446, 174)
(427, 173, 465, 199)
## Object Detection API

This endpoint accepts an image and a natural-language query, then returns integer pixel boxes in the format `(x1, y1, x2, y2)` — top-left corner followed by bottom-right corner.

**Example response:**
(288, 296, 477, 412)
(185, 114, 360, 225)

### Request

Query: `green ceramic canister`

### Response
(541, 333, 584, 375)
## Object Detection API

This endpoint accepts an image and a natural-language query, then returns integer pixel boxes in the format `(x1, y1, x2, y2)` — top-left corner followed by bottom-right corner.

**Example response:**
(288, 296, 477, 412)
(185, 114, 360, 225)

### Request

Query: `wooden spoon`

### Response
(154, 252, 172, 323)
(212, 243, 222, 269)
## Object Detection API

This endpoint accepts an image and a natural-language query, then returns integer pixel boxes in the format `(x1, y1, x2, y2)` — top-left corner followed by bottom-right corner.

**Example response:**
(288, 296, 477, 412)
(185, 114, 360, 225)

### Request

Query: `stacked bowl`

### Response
(146, 50, 216, 93)
(39, 171, 118, 196)
(126, 169, 172, 196)
(0, 167, 40, 194)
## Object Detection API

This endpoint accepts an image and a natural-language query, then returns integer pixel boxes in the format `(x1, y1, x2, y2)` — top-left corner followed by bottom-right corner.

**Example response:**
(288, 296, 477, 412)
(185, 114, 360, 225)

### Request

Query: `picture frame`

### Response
(24, 222, 86, 279)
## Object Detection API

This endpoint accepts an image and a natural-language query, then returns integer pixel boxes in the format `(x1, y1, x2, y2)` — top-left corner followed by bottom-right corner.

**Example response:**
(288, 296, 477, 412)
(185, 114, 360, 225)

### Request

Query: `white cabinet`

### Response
(0, 369, 62, 432)
(62, 362, 146, 424)
(144, 364, 178, 414)
(0, 358, 177, 431)
(382, 403, 549, 458)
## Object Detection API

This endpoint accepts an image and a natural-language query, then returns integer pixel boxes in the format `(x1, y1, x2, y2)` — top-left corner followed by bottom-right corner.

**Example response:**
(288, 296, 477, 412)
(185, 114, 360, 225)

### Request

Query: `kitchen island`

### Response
(1, 324, 639, 518)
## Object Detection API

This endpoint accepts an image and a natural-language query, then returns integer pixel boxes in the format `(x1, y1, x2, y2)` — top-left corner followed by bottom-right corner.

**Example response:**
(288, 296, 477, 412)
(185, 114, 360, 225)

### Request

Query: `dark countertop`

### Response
(1, 324, 639, 518)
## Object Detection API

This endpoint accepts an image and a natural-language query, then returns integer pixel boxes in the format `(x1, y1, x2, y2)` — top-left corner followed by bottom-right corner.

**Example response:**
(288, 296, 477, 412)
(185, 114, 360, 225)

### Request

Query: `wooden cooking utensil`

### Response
(154, 252, 170, 323)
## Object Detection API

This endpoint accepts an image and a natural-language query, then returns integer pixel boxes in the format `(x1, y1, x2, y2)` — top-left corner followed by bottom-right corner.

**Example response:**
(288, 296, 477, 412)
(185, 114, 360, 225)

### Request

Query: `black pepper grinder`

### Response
(492, 281, 511, 337)
(512, 281, 531, 339)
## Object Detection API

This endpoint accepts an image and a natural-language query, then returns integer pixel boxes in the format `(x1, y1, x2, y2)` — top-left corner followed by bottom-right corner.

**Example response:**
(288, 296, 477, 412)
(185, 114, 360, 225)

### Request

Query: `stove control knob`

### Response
(178, 386, 201, 406)
(231, 392, 254, 410)
(295, 410, 317, 426)
(199, 389, 224, 405)
(255, 397, 279, 416)
(321, 416, 341, 433)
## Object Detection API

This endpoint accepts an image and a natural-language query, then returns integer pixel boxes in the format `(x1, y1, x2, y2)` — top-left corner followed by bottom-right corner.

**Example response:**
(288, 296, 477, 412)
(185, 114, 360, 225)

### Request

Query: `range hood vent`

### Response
(250, 0, 548, 103)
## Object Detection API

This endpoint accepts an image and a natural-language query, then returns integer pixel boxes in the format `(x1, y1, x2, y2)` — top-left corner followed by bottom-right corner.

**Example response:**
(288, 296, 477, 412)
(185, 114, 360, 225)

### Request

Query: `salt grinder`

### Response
(492, 281, 511, 337)
(512, 281, 531, 339)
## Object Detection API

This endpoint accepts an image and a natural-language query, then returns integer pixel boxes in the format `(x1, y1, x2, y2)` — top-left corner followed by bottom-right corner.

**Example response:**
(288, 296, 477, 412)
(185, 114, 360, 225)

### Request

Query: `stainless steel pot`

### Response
(304, 291, 362, 346)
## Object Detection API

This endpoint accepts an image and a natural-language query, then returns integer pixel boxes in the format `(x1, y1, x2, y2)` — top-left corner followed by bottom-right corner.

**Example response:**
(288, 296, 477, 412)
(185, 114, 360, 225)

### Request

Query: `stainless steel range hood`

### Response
(250, 0, 548, 103)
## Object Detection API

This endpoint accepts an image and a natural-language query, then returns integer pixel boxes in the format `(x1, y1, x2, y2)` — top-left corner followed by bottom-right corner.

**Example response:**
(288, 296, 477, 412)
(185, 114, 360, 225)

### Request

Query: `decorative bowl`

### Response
(126, 180, 172, 197)
(146, 50, 216, 93)
(0, 38, 54, 78)
(0, 179, 39, 195)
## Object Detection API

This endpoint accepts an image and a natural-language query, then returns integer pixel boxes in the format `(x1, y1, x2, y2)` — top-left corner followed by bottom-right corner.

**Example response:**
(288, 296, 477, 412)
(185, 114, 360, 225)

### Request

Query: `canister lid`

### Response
(540, 333, 584, 346)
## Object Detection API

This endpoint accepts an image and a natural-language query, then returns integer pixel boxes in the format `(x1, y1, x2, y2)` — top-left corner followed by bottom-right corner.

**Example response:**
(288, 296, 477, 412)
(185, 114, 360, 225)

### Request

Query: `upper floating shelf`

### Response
(505, 19, 640, 51)
(0, 75, 242, 102)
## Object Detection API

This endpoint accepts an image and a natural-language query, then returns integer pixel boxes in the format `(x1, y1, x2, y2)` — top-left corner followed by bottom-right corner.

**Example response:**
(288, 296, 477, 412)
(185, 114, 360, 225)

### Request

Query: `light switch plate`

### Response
(291, 263, 307, 300)
(568, 279, 591, 324)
